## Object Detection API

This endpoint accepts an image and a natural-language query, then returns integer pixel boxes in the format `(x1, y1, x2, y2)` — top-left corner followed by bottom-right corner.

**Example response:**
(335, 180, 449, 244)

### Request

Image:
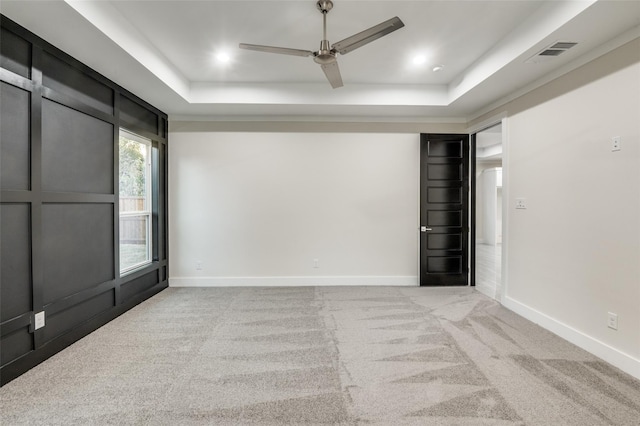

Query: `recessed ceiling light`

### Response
(215, 52, 231, 64)
(412, 54, 427, 66)
(432, 64, 444, 72)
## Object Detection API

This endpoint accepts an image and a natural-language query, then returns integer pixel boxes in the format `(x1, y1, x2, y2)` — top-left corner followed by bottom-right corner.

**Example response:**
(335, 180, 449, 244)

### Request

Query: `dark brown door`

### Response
(420, 134, 470, 286)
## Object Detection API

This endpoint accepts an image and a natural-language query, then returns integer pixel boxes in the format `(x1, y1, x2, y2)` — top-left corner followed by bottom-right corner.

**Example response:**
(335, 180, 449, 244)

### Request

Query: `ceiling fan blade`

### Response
(320, 61, 343, 89)
(239, 43, 313, 57)
(332, 16, 404, 55)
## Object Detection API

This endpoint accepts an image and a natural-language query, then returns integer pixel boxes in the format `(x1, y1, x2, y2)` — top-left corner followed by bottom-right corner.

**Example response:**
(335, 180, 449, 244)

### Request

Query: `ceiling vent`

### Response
(526, 41, 578, 63)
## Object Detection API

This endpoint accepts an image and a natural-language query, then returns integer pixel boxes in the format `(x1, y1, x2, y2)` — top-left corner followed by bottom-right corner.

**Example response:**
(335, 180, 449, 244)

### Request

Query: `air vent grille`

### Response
(550, 42, 578, 50)
(539, 49, 564, 56)
(526, 41, 578, 63)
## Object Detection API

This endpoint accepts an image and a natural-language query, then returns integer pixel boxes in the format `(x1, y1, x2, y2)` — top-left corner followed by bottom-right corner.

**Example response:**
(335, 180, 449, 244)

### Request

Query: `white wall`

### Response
(168, 132, 420, 286)
(472, 38, 640, 379)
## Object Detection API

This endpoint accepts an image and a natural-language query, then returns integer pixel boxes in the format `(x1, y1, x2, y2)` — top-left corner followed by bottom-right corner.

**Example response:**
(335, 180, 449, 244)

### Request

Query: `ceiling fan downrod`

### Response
(314, 0, 336, 65)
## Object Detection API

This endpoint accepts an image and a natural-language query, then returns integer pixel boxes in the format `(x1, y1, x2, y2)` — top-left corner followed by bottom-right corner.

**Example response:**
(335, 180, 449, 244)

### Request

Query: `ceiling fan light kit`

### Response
(239, 0, 404, 89)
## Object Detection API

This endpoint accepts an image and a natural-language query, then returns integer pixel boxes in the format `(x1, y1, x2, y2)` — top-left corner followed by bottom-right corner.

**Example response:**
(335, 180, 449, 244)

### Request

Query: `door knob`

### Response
(420, 226, 432, 232)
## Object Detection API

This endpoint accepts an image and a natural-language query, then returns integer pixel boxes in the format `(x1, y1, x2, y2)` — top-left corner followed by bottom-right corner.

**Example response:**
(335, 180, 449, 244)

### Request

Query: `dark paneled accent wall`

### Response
(0, 16, 169, 385)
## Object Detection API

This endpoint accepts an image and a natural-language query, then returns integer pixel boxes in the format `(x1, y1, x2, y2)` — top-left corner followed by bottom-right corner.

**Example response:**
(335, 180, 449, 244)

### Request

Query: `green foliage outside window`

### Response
(119, 136, 146, 198)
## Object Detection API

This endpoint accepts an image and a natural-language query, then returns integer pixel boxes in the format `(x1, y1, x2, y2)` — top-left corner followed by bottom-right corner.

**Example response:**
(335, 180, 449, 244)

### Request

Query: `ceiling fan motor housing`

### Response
(314, 40, 336, 64)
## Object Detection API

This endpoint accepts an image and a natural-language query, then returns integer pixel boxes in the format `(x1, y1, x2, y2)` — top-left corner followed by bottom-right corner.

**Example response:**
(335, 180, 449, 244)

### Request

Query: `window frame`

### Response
(118, 128, 153, 275)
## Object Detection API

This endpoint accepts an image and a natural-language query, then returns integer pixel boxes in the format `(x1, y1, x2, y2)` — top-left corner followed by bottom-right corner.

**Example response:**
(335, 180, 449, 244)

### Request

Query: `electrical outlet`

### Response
(313, 258, 320, 269)
(611, 136, 621, 152)
(34, 311, 45, 330)
(195, 261, 203, 271)
(515, 198, 527, 209)
(607, 312, 618, 330)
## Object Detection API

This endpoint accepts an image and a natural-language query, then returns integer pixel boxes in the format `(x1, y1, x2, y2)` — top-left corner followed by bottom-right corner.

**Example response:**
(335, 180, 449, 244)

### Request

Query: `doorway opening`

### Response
(473, 123, 502, 298)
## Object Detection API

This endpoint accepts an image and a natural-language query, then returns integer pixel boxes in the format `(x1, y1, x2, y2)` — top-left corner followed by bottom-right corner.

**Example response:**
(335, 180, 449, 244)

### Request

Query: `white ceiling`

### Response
(2, 0, 639, 122)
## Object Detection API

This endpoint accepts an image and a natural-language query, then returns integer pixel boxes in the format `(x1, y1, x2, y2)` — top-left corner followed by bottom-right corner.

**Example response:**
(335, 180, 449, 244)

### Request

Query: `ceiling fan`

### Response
(239, 0, 404, 89)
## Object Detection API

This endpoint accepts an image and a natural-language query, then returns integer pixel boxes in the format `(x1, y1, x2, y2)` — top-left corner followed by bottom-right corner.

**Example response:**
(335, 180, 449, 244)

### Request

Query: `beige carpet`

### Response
(1, 286, 639, 425)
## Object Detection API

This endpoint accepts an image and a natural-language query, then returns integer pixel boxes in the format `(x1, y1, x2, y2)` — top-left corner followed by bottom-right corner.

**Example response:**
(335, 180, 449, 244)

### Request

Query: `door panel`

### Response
(427, 256, 463, 273)
(428, 188, 462, 203)
(420, 134, 470, 286)
(428, 210, 462, 226)
(427, 234, 462, 250)
(428, 164, 462, 180)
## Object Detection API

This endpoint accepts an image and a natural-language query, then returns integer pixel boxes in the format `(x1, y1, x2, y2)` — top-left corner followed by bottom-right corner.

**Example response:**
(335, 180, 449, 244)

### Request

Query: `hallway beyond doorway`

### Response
(476, 242, 502, 298)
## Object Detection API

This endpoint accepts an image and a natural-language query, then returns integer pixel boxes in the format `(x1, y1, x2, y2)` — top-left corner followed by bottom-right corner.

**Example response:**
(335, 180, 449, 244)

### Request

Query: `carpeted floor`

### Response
(1, 286, 639, 425)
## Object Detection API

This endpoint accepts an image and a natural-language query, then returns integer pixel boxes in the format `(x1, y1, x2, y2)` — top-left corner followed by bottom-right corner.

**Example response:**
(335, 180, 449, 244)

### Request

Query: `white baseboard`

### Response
(503, 296, 640, 381)
(169, 275, 419, 288)
(474, 282, 496, 300)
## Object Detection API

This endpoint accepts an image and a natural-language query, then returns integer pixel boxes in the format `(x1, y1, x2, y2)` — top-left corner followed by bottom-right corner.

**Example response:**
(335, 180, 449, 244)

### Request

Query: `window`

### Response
(119, 129, 152, 274)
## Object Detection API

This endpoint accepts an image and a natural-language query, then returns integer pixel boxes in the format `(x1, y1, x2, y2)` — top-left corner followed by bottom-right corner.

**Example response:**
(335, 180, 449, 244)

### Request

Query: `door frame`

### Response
(468, 113, 508, 302)
(470, 133, 477, 287)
